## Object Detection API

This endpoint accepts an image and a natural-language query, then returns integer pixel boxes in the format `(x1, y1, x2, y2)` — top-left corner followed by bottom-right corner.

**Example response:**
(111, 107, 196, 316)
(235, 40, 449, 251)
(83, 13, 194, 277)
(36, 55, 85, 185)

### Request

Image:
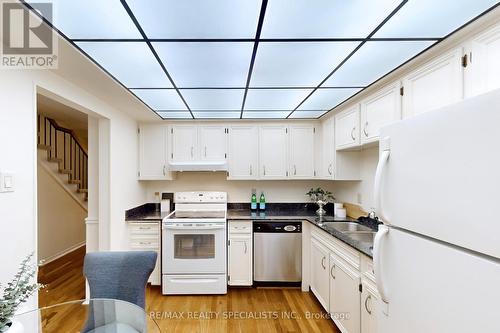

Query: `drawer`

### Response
(229, 221, 252, 234)
(130, 239, 159, 249)
(128, 223, 159, 236)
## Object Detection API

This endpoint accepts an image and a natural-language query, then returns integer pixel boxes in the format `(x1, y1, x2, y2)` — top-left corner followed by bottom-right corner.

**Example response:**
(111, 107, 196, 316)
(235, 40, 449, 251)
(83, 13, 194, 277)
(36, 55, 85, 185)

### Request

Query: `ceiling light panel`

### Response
(322, 41, 434, 87)
(28, 0, 141, 39)
(192, 112, 241, 119)
(156, 111, 193, 119)
(244, 89, 313, 110)
(131, 89, 187, 110)
(251, 42, 360, 87)
(374, 0, 500, 38)
(180, 89, 244, 110)
(76, 42, 172, 88)
(289, 111, 326, 118)
(298, 88, 362, 110)
(261, 0, 402, 38)
(243, 111, 291, 119)
(153, 43, 253, 87)
(127, 0, 262, 38)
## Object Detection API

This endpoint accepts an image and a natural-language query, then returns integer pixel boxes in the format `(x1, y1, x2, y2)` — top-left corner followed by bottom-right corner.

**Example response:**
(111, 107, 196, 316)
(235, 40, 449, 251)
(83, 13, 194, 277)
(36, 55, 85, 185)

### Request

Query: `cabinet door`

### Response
(330, 254, 361, 333)
(289, 124, 315, 178)
(402, 48, 463, 118)
(259, 125, 288, 179)
(322, 117, 335, 179)
(171, 125, 198, 161)
(310, 237, 330, 311)
(464, 24, 500, 98)
(361, 281, 379, 333)
(361, 82, 401, 144)
(335, 106, 360, 150)
(228, 126, 259, 179)
(138, 124, 169, 180)
(228, 234, 252, 286)
(198, 125, 227, 161)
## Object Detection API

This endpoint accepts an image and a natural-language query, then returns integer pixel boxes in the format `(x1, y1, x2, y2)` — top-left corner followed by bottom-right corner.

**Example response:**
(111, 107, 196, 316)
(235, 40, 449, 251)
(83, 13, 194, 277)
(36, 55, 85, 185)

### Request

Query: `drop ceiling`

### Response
(25, 0, 500, 119)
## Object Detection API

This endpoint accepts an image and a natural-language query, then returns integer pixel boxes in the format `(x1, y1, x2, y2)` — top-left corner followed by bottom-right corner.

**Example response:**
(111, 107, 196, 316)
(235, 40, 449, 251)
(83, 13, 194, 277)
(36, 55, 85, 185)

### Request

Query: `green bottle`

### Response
(251, 190, 257, 211)
(259, 192, 266, 211)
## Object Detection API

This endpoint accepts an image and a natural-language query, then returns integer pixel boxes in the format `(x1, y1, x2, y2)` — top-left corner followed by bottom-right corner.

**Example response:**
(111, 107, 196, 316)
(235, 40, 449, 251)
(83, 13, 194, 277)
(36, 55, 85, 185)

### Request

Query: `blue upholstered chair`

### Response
(82, 251, 157, 333)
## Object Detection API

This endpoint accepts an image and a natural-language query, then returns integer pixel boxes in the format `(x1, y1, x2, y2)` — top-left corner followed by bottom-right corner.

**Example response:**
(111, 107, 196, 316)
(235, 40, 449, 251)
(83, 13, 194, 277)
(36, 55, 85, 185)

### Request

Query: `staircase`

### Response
(37, 114, 88, 207)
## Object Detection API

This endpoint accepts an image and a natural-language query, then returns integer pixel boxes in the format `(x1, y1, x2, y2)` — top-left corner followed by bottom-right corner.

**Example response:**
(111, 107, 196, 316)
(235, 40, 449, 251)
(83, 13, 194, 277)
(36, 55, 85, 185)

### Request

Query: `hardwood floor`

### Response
(38, 248, 339, 332)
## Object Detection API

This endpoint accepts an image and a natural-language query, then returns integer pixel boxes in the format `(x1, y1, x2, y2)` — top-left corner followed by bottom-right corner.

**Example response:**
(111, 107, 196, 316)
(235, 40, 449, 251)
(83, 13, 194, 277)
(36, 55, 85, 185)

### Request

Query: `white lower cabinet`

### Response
(127, 222, 161, 286)
(228, 221, 252, 286)
(310, 229, 378, 333)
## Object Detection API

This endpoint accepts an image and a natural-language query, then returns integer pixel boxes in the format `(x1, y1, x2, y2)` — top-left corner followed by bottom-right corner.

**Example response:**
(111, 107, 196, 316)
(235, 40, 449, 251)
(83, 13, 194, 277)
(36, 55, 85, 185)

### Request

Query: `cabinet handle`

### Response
(328, 163, 332, 175)
(139, 227, 151, 230)
(330, 264, 335, 279)
(363, 122, 369, 137)
(191, 146, 194, 158)
(204, 146, 207, 157)
(250, 165, 252, 175)
(321, 256, 326, 269)
(162, 165, 166, 176)
(263, 165, 266, 176)
(244, 242, 247, 254)
(140, 241, 152, 245)
(294, 165, 297, 175)
(365, 294, 372, 315)
(351, 127, 356, 140)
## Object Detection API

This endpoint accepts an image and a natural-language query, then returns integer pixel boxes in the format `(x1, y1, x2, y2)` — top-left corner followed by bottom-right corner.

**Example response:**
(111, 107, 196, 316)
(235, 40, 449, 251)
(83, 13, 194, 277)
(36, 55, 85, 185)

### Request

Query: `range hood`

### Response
(168, 161, 228, 172)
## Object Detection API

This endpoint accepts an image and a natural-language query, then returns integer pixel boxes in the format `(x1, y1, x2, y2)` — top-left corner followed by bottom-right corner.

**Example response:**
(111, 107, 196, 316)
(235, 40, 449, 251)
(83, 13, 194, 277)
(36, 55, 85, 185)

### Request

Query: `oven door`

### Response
(162, 222, 226, 274)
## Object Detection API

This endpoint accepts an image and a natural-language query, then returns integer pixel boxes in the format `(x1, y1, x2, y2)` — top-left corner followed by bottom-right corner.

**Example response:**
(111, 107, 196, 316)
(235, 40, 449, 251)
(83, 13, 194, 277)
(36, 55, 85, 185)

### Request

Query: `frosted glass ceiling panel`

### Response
(127, 0, 261, 38)
(243, 111, 291, 119)
(28, 0, 140, 38)
(76, 42, 172, 88)
(131, 89, 187, 110)
(180, 89, 244, 110)
(261, 0, 401, 38)
(193, 112, 241, 119)
(289, 111, 326, 118)
(298, 88, 362, 110)
(157, 112, 192, 119)
(244, 89, 313, 110)
(323, 41, 433, 87)
(154, 43, 253, 87)
(251, 42, 359, 87)
(375, 0, 499, 38)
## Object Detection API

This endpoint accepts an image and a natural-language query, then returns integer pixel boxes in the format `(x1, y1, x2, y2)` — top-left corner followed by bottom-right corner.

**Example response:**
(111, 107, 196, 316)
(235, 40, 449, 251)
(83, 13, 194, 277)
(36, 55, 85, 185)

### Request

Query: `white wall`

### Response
(37, 164, 86, 262)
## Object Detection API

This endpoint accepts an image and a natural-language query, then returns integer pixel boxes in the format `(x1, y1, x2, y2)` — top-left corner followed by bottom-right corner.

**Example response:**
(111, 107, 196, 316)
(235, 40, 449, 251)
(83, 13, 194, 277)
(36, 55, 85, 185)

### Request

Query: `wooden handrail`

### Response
(46, 117, 87, 156)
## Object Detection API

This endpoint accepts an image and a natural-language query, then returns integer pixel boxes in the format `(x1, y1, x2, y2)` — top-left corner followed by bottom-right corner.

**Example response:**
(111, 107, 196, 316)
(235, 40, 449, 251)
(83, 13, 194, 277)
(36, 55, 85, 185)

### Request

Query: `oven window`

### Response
(174, 234, 215, 259)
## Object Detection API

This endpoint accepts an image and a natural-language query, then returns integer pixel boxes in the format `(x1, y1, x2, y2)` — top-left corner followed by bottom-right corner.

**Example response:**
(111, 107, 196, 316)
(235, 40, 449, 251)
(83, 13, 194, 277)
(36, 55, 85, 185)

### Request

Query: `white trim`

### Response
(85, 217, 98, 225)
(38, 241, 86, 266)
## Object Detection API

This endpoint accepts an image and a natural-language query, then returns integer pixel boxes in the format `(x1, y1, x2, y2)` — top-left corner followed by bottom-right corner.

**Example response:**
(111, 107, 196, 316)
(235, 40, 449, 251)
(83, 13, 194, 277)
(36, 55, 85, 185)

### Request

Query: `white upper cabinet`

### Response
(335, 105, 361, 150)
(360, 82, 401, 144)
(228, 125, 259, 179)
(138, 124, 173, 180)
(288, 124, 315, 179)
(402, 48, 463, 118)
(259, 125, 288, 179)
(170, 125, 198, 162)
(321, 117, 335, 180)
(198, 125, 227, 161)
(464, 23, 500, 98)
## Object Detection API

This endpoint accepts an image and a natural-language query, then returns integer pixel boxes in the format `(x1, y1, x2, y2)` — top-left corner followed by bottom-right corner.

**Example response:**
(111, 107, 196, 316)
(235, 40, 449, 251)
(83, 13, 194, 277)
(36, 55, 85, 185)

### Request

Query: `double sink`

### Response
(321, 222, 377, 244)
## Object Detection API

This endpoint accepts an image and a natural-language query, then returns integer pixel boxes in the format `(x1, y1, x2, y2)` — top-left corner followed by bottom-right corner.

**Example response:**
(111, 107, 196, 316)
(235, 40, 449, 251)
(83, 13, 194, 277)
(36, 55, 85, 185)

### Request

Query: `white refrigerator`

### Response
(373, 89, 500, 333)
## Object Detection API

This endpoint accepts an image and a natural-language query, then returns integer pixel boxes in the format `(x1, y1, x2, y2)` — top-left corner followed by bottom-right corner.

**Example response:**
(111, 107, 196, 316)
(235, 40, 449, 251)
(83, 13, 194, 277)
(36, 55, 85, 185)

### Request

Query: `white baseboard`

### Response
(38, 241, 86, 266)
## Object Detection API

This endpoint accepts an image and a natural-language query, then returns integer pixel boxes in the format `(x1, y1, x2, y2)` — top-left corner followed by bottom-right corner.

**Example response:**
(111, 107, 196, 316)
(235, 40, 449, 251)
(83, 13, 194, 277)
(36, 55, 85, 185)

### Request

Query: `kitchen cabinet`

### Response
(259, 125, 288, 179)
(127, 222, 161, 285)
(464, 23, 500, 98)
(288, 124, 315, 178)
(330, 253, 361, 333)
(170, 125, 198, 162)
(321, 117, 335, 179)
(198, 125, 227, 161)
(402, 48, 463, 118)
(138, 124, 174, 180)
(227, 125, 259, 180)
(361, 281, 379, 333)
(360, 82, 401, 145)
(335, 106, 361, 150)
(228, 221, 252, 286)
(310, 236, 330, 310)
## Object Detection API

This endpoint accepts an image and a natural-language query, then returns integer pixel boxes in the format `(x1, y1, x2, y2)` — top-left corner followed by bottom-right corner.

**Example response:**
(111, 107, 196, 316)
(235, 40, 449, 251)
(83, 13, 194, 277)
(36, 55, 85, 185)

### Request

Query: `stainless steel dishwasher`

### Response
(253, 221, 302, 283)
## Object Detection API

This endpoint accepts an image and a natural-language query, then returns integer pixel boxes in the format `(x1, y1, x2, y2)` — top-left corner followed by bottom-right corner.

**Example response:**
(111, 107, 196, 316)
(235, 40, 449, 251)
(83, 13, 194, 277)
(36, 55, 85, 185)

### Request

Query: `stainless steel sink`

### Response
(343, 231, 376, 243)
(322, 222, 372, 232)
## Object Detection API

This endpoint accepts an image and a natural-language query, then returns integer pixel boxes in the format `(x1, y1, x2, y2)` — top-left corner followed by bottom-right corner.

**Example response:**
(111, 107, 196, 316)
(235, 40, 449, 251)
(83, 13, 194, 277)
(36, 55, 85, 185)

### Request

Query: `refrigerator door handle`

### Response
(374, 141, 391, 224)
(374, 225, 389, 307)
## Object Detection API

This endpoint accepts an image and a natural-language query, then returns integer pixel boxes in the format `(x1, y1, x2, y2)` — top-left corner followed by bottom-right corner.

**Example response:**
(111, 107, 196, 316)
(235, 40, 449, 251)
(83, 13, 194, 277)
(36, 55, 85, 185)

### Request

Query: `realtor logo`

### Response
(1, 1, 57, 68)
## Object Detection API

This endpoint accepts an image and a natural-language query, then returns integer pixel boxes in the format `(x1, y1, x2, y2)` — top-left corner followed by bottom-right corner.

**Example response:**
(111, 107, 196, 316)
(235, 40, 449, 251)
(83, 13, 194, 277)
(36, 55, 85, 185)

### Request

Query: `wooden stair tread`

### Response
(77, 189, 88, 193)
(37, 144, 51, 150)
(68, 180, 81, 184)
(48, 157, 62, 162)
(59, 169, 72, 174)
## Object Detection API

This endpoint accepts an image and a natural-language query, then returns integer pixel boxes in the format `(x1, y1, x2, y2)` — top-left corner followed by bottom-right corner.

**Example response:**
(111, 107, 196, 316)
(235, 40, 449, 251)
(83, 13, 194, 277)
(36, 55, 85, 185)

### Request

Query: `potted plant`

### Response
(306, 187, 335, 216)
(0, 254, 43, 333)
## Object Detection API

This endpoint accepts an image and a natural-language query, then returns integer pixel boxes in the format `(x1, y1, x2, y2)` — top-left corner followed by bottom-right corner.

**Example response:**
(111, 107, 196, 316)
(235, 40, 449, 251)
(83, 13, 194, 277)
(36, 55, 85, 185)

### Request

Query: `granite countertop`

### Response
(125, 203, 169, 221)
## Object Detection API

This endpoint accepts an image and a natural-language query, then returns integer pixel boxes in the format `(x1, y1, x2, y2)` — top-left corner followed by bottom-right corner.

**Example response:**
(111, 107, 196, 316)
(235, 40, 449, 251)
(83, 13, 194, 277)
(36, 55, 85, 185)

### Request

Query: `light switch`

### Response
(0, 172, 14, 192)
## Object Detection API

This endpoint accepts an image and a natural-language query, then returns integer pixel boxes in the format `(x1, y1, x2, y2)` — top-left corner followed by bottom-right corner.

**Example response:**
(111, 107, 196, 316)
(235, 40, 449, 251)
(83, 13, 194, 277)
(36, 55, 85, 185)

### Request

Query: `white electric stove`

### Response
(161, 191, 227, 295)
